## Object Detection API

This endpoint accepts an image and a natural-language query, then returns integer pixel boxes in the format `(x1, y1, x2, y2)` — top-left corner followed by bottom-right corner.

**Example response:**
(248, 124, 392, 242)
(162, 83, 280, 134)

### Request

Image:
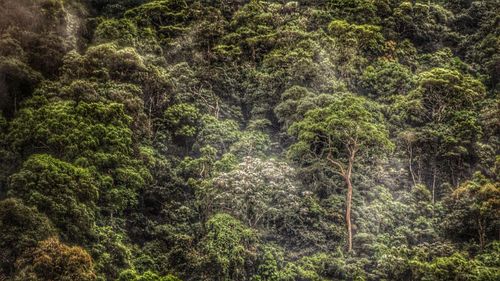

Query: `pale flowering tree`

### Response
(207, 157, 301, 230)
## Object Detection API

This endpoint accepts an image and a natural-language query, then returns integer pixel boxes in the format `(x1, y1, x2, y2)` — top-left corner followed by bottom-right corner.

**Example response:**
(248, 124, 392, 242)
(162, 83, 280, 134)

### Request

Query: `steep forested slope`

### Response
(0, 1, 499, 280)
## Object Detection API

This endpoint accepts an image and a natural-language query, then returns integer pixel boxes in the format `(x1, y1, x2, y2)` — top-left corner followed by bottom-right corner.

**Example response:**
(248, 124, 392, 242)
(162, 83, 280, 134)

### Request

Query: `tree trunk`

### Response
(478, 217, 485, 250)
(327, 142, 356, 253)
(408, 145, 417, 186)
(432, 164, 437, 205)
(345, 145, 355, 253)
(345, 175, 353, 252)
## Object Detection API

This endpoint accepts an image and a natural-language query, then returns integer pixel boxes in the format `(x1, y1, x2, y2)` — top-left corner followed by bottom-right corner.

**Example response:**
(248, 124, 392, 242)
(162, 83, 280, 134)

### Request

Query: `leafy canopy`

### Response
(289, 93, 393, 166)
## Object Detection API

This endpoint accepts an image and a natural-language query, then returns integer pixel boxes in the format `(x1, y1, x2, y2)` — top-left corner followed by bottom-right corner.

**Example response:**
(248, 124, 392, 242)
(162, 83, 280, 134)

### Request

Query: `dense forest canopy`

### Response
(0, 0, 499, 280)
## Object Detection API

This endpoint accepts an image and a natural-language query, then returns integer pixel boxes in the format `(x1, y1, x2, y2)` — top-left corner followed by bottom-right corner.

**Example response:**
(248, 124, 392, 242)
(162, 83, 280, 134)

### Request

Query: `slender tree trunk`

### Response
(345, 146, 356, 253)
(345, 175, 353, 252)
(432, 164, 437, 205)
(418, 157, 422, 183)
(408, 145, 417, 186)
(327, 142, 356, 253)
(478, 217, 485, 250)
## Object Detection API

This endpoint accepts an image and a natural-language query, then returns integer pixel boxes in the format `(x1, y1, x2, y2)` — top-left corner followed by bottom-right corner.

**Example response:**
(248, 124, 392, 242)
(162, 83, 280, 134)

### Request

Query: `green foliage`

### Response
(117, 269, 181, 281)
(418, 48, 470, 72)
(1, 1, 499, 280)
(444, 173, 500, 248)
(328, 20, 384, 55)
(61, 44, 147, 83)
(252, 245, 291, 281)
(125, 0, 189, 27)
(275, 87, 336, 131)
(229, 130, 271, 158)
(164, 103, 201, 138)
(462, 2, 499, 88)
(410, 68, 485, 122)
(57, 80, 149, 136)
(95, 18, 139, 47)
(410, 251, 500, 281)
(289, 93, 393, 165)
(91, 226, 133, 280)
(393, 1, 458, 51)
(325, 0, 379, 24)
(325, 19, 385, 87)
(9, 100, 132, 158)
(0, 57, 43, 117)
(8, 99, 150, 214)
(360, 59, 414, 100)
(9, 154, 98, 242)
(0, 198, 56, 276)
(94, 18, 163, 56)
(124, 0, 190, 42)
(200, 213, 258, 280)
(195, 115, 240, 154)
(288, 252, 368, 281)
(397, 67, 487, 189)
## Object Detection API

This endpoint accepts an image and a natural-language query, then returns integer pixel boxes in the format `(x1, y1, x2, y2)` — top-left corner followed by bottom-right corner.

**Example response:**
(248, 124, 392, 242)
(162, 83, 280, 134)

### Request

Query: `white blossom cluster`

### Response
(211, 156, 302, 228)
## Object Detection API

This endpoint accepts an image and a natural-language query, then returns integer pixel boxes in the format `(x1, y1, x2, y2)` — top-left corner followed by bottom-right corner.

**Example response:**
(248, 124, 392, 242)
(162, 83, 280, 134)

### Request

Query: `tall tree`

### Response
(289, 93, 393, 251)
(444, 172, 500, 249)
(399, 67, 486, 193)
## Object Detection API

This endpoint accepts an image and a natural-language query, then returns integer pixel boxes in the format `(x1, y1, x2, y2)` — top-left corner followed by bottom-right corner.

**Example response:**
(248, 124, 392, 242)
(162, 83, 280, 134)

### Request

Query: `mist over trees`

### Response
(0, 0, 498, 280)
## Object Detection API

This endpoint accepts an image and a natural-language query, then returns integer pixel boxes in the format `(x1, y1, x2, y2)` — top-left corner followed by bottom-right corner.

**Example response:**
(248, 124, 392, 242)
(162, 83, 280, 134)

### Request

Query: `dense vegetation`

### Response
(0, 0, 499, 280)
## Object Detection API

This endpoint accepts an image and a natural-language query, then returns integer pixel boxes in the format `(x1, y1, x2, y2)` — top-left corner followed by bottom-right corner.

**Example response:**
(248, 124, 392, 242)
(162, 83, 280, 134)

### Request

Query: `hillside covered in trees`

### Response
(0, 0, 499, 280)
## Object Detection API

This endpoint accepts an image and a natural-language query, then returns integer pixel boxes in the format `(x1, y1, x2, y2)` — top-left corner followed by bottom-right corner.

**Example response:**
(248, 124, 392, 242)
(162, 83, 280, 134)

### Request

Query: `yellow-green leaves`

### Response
(201, 213, 258, 280)
(164, 103, 201, 138)
(289, 93, 393, 165)
(9, 154, 98, 242)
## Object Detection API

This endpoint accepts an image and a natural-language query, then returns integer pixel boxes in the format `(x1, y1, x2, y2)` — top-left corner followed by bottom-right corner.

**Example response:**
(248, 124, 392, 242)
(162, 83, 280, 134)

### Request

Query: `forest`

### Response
(0, 0, 499, 280)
